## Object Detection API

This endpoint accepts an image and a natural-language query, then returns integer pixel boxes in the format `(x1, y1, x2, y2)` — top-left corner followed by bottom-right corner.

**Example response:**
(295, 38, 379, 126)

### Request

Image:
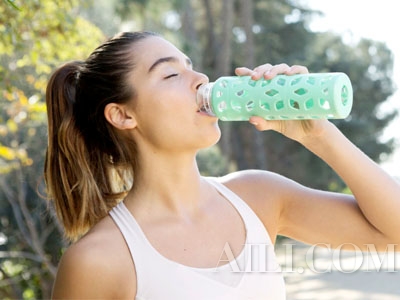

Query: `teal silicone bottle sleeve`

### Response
(204, 73, 353, 121)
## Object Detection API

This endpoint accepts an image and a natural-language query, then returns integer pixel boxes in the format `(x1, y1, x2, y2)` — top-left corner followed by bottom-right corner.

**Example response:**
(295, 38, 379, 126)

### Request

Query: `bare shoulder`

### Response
(217, 170, 304, 242)
(52, 215, 136, 299)
(219, 169, 302, 198)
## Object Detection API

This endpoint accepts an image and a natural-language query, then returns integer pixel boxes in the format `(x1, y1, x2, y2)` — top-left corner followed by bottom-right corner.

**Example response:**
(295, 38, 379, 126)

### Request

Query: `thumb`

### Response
(235, 67, 255, 76)
(249, 116, 280, 131)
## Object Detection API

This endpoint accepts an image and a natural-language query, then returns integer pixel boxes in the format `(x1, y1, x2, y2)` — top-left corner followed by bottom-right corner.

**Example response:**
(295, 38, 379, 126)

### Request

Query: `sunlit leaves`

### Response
(0, 0, 104, 170)
(0, 4, 104, 297)
(4, 0, 20, 10)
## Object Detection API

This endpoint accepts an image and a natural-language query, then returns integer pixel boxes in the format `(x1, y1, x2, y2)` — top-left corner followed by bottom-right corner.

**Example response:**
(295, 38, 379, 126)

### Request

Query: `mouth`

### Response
(197, 104, 208, 113)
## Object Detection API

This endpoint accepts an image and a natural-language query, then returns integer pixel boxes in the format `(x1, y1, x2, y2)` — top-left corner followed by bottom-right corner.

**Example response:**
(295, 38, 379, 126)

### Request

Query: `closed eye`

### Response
(164, 73, 178, 79)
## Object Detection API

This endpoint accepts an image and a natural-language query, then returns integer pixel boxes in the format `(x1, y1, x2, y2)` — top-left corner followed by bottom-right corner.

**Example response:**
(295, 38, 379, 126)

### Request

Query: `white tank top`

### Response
(109, 177, 286, 299)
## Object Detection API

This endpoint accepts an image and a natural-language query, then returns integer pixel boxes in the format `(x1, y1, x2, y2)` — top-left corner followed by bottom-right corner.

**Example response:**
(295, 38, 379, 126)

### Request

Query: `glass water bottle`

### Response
(196, 73, 353, 121)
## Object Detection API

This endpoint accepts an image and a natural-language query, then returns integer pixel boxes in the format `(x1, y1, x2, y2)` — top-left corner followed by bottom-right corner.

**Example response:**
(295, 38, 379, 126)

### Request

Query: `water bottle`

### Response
(196, 73, 353, 121)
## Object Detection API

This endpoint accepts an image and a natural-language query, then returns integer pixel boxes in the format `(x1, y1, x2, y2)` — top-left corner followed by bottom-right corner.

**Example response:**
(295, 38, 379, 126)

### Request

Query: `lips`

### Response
(197, 104, 207, 113)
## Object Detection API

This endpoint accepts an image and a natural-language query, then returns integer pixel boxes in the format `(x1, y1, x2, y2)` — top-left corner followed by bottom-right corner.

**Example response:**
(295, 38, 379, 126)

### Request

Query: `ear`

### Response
(104, 103, 137, 130)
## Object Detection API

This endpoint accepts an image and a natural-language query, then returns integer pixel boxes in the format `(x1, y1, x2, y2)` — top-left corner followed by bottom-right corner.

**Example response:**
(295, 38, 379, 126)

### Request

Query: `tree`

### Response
(0, 1, 104, 298)
(257, 31, 396, 189)
(109, 0, 396, 188)
(196, 0, 396, 190)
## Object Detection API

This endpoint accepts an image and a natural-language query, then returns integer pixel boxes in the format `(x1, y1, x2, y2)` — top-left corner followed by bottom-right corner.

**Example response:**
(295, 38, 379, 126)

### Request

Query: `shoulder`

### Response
(52, 215, 136, 299)
(218, 169, 302, 197)
(215, 170, 306, 242)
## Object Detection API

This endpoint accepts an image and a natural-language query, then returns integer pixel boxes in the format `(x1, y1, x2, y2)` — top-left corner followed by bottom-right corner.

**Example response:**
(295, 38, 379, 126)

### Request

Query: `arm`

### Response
(234, 64, 400, 251)
(52, 244, 115, 299)
(288, 121, 400, 248)
(52, 218, 137, 299)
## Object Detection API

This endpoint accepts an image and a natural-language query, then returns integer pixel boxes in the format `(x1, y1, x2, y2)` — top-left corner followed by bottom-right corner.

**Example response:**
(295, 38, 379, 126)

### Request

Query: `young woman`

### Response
(45, 31, 400, 299)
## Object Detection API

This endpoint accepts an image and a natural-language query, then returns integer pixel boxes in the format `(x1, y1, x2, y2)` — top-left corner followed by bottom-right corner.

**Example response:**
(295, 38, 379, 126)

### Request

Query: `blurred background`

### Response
(0, 0, 398, 299)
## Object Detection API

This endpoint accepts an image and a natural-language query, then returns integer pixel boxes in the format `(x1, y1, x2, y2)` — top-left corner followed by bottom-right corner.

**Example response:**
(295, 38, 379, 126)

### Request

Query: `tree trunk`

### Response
(181, 0, 203, 71)
(202, 0, 217, 74)
(238, 0, 269, 170)
(215, 0, 233, 77)
(207, 0, 235, 163)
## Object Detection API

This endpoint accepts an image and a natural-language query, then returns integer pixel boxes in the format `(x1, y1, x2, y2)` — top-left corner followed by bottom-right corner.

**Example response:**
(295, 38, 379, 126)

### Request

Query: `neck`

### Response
(125, 149, 208, 217)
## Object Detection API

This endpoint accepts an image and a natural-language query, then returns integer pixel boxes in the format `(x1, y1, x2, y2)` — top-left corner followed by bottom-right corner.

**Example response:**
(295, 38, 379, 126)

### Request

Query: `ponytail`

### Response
(45, 61, 130, 241)
(45, 32, 155, 241)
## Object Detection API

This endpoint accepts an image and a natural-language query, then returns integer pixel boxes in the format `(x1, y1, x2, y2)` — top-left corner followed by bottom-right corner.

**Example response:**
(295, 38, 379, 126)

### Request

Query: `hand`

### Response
(234, 63, 330, 143)
(235, 63, 308, 81)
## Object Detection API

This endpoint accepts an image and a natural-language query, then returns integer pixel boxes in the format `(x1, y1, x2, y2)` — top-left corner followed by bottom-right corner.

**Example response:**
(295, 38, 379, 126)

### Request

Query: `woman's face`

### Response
(128, 36, 221, 154)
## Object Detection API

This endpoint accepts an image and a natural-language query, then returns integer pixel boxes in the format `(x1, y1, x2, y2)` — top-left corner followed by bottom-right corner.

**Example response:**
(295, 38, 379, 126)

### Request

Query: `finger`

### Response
(263, 63, 291, 79)
(235, 67, 255, 76)
(252, 64, 273, 80)
(249, 116, 276, 131)
(284, 65, 309, 75)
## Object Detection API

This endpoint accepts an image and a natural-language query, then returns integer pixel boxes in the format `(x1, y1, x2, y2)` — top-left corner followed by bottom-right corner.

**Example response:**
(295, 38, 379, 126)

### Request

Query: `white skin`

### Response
(52, 36, 400, 299)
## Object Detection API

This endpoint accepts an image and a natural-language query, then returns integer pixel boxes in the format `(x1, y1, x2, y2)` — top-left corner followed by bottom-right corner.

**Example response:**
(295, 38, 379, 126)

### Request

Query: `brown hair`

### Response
(44, 31, 157, 241)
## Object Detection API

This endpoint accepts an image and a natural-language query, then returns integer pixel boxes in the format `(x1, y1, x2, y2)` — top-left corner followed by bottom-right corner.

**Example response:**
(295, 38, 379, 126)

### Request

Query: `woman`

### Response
(45, 31, 400, 299)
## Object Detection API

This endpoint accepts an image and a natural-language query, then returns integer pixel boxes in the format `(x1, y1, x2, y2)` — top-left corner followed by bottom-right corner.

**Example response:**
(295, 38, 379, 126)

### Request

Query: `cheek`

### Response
(134, 111, 189, 148)
(133, 89, 220, 149)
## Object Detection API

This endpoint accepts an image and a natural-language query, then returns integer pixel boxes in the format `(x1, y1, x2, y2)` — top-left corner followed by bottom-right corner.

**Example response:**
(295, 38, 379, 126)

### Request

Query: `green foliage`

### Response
(260, 31, 396, 190)
(185, 0, 396, 190)
(197, 146, 232, 177)
(3, 0, 20, 10)
(0, 0, 104, 298)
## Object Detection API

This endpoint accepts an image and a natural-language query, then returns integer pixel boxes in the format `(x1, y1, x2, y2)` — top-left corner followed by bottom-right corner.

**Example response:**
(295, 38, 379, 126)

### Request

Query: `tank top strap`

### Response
(108, 203, 154, 267)
(109, 202, 248, 299)
(109, 177, 286, 299)
(205, 176, 274, 246)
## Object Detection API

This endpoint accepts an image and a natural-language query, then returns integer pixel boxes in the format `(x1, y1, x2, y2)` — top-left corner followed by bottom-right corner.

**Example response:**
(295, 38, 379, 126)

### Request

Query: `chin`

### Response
(201, 127, 221, 149)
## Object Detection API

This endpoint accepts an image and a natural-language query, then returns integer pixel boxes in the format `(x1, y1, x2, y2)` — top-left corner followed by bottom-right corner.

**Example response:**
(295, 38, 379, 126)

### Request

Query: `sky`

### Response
(303, 0, 400, 177)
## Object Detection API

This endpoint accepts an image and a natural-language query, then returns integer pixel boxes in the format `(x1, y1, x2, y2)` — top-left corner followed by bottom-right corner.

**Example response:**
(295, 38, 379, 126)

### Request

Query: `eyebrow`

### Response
(148, 56, 193, 73)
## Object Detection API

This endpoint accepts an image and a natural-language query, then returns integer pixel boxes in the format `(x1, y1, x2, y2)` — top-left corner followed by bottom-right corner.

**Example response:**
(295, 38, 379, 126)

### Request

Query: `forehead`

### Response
(134, 36, 186, 71)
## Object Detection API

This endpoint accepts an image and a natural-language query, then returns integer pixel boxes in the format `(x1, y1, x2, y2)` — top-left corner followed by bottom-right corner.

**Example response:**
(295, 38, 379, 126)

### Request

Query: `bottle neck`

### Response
(196, 82, 216, 116)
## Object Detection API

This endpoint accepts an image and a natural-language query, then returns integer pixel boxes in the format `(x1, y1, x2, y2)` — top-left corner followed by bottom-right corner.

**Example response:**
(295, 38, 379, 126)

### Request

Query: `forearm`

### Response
(241, 62, 400, 243)
(302, 121, 400, 242)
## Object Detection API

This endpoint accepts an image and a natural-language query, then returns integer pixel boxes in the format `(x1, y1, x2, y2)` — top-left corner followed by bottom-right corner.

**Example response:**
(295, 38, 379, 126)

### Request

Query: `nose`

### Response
(193, 71, 209, 91)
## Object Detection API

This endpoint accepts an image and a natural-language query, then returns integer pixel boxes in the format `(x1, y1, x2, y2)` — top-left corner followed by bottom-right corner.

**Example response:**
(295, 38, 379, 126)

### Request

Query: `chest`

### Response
(140, 200, 246, 268)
